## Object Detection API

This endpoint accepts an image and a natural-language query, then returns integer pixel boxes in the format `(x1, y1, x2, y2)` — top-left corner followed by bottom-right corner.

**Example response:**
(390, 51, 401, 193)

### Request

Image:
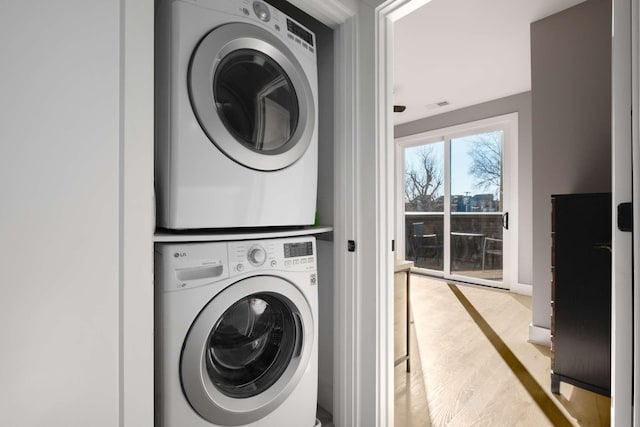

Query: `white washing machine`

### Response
(155, 236, 318, 427)
(155, 0, 318, 229)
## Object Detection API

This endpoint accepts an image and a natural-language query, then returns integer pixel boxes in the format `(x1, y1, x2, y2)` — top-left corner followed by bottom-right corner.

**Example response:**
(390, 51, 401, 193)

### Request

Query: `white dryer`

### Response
(155, 0, 318, 229)
(155, 236, 318, 427)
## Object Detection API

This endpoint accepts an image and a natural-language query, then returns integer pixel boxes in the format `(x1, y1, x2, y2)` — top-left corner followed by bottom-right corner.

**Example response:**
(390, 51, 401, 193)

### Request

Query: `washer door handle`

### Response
(293, 312, 304, 357)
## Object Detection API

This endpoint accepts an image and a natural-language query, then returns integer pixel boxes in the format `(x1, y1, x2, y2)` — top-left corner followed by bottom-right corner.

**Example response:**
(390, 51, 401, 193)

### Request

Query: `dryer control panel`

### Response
(178, 0, 316, 58)
(236, 0, 316, 57)
(228, 236, 316, 276)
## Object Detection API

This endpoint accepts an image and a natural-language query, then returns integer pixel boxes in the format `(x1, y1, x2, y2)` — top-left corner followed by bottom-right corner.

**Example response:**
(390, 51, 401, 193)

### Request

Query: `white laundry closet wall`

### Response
(0, 1, 154, 426)
(0, 0, 154, 426)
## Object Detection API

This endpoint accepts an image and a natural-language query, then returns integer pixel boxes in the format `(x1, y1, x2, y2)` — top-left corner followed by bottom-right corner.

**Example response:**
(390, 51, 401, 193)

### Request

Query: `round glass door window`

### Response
(205, 293, 298, 398)
(214, 49, 299, 153)
(180, 275, 313, 425)
(188, 22, 315, 171)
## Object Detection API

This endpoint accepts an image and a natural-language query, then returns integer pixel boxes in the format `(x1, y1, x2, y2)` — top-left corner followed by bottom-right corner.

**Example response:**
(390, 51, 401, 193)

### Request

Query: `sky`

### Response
(404, 131, 502, 198)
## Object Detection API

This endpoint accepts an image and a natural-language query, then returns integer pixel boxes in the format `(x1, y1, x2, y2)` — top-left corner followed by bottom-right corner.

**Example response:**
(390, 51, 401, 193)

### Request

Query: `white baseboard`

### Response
(510, 282, 532, 296)
(528, 324, 551, 347)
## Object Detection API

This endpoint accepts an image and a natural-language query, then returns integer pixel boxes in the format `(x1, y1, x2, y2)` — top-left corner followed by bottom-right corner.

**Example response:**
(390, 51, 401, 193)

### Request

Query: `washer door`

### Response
(189, 22, 315, 171)
(181, 275, 314, 426)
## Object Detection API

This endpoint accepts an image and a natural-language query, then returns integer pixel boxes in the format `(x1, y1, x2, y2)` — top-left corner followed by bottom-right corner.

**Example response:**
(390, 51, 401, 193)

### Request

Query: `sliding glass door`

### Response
(396, 114, 516, 289)
(449, 131, 505, 284)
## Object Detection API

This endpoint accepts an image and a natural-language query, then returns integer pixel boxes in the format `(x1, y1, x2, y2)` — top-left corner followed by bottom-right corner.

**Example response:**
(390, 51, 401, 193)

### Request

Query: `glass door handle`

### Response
(502, 212, 509, 230)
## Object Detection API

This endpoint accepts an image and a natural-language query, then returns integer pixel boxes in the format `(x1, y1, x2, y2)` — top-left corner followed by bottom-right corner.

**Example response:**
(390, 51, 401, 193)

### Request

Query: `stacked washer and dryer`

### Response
(154, 0, 321, 426)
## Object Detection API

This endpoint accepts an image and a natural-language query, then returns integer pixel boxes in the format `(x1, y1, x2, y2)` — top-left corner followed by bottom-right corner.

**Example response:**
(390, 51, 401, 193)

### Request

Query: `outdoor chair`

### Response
(482, 237, 503, 270)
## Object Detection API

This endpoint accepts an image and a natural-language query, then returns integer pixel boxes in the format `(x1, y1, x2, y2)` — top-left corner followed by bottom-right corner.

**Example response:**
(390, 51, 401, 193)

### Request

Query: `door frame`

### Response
(121, 0, 154, 425)
(612, 0, 635, 425)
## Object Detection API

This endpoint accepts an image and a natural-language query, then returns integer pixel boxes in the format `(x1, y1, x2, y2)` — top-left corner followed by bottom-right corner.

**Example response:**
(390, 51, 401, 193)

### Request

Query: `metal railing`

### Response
(405, 212, 503, 272)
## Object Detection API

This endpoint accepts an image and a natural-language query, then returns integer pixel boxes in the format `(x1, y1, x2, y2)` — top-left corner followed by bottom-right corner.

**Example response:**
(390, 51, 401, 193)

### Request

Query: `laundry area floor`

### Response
(394, 275, 610, 426)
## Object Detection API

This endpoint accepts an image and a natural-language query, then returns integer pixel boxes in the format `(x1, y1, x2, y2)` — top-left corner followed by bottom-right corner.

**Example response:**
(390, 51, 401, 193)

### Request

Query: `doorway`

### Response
(380, 2, 632, 425)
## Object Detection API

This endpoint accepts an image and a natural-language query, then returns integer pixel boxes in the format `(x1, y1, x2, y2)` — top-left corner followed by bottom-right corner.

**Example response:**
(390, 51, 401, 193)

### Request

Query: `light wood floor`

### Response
(395, 274, 610, 427)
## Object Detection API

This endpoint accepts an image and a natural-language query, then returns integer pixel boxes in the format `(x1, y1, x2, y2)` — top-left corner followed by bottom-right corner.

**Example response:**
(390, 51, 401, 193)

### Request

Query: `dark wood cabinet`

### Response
(550, 193, 611, 396)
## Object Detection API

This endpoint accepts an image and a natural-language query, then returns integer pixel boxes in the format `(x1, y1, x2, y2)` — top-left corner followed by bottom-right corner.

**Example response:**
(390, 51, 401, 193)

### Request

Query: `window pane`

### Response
(404, 142, 444, 213)
(450, 131, 503, 281)
(450, 130, 503, 213)
(404, 141, 444, 270)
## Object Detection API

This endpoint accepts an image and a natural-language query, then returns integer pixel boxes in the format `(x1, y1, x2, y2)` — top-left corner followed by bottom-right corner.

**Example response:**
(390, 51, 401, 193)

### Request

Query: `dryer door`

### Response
(189, 22, 315, 171)
(181, 275, 314, 426)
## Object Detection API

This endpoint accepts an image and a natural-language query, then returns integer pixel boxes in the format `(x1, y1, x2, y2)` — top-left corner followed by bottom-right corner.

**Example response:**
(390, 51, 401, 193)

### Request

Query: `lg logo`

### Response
(174, 252, 187, 258)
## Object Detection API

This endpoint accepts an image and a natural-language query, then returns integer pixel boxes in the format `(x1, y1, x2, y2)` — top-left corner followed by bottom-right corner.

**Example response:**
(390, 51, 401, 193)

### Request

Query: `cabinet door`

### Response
(553, 193, 611, 395)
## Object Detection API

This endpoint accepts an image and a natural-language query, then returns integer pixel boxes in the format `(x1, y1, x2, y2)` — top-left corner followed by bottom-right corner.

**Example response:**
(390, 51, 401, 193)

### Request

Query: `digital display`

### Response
(287, 19, 314, 47)
(284, 242, 313, 258)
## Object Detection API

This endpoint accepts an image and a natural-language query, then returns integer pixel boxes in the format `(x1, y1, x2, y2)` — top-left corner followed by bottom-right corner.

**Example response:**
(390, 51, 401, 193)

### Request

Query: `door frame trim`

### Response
(612, 0, 635, 424)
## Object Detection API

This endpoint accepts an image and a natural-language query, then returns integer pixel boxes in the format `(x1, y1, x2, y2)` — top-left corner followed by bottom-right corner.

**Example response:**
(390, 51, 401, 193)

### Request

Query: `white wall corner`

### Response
(286, 0, 357, 27)
(528, 324, 551, 347)
(511, 282, 532, 296)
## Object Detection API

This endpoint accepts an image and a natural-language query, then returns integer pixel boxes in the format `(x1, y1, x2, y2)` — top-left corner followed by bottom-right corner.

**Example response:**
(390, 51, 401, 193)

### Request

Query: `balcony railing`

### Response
(405, 212, 503, 280)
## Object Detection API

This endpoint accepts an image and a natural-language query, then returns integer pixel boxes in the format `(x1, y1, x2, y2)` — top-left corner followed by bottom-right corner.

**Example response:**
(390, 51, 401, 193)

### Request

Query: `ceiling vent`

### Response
(426, 100, 450, 110)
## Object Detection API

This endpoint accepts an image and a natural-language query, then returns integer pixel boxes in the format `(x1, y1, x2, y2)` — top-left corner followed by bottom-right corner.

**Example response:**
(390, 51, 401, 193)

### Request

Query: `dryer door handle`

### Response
(293, 312, 304, 357)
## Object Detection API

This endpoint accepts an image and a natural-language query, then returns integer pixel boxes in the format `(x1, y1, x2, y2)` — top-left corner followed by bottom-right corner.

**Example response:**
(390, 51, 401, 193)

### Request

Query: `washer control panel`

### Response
(228, 236, 316, 276)
(157, 236, 317, 291)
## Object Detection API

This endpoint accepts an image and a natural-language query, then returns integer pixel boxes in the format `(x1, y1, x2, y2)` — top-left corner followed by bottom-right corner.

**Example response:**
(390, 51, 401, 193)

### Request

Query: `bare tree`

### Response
(468, 132, 502, 198)
(404, 145, 443, 211)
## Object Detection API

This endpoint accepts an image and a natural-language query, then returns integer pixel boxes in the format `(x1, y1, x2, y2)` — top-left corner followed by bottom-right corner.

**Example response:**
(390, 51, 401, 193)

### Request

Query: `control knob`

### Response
(247, 245, 267, 266)
(252, 2, 271, 22)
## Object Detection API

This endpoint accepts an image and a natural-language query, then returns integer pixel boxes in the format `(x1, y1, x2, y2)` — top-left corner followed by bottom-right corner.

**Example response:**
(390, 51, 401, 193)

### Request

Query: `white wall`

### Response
(287, 0, 358, 27)
(0, 1, 154, 426)
(0, 1, 120, 425)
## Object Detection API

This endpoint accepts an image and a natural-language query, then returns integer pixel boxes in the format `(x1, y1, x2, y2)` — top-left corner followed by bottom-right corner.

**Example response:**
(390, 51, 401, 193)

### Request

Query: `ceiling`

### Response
(393, 0, 586, 125)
